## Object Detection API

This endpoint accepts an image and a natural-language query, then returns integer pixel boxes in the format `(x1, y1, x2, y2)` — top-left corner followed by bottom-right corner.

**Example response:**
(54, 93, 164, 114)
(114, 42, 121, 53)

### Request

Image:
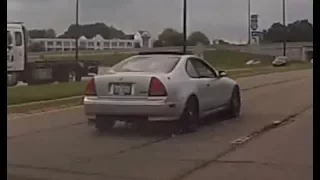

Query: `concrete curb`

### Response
(8, 96, 82, 108)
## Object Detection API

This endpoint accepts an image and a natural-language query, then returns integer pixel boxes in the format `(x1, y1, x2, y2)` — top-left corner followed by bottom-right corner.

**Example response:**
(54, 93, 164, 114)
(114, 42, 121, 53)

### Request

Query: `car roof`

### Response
(135, 52, 199, 59)
(137, 51, 192, 55)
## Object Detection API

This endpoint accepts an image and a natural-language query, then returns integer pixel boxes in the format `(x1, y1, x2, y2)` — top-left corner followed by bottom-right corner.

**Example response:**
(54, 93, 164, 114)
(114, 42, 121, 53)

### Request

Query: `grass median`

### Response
(43, 50, 274, 68)
(8, 63, 311, 115)
(44, 52, 132, 67)
(8, 50, 312, 114)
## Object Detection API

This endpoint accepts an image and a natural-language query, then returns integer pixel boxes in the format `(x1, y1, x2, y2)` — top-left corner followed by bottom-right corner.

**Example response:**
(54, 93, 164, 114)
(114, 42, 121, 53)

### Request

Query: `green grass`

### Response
(7, 62, 312, 114)
(203, 50, 273, 69)
(8, 96, 83, 114)
(226, 62, 312, 78)
(44, 53, 132, 67)
(43, 50, 274, 68)
(9, 50, 311, 107)
(8, 82, 87, 105)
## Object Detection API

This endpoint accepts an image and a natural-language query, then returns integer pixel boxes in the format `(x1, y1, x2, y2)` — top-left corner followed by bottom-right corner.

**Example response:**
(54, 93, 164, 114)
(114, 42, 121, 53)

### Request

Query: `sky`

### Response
(7, 0, 313, 42)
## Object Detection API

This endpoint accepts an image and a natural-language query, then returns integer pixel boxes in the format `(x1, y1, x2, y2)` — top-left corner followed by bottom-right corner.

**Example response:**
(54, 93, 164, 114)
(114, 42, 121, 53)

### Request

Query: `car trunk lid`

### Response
(94, 72, 165, 98)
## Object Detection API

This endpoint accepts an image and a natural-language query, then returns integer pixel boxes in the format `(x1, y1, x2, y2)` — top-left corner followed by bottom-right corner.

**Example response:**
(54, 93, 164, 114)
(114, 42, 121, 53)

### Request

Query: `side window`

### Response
(7, 31, 13, 46)
(186, 59, 200, 78)
(191, 59, 217, 78)
(14, 32, 23, 46)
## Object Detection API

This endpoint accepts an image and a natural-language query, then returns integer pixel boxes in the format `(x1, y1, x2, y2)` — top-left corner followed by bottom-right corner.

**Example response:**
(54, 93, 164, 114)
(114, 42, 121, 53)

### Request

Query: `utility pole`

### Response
(75, 0, 79, 62)
(182, 0, 187, 53)
(282, 0, 287, 56)
(248, 0, 251, 45)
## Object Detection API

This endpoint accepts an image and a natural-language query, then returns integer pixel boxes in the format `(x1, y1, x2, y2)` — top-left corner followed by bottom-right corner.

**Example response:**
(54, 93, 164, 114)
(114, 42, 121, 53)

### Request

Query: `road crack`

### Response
(7, 163, 152, 180)
(171, 105, 313, 180)
(240, 76, 308, 92)
(215, 160, 313, 169)
(7, 122, 85, 140)
(8, 76, 308, 140)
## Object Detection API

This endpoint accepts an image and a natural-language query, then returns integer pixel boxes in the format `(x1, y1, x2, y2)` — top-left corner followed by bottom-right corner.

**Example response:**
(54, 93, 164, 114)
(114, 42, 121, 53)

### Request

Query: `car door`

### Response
(7, 31, 14, 70)
(185, 58, 212, 114)
(190, 58, 225, 110)
(12, 30, 25, 71)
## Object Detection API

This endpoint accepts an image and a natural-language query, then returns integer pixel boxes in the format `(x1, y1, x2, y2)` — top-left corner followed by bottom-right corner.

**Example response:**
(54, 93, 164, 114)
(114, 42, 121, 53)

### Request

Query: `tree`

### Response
(59, 23, 125, 39)
(286, 20, 313, 42)
(157, 28, 184, 46)
(153, 40, 165, 47)
(262, 19, 313, 43)
(187, 31, 210, 46)
(212, 39, 230, 45)
(28, 29, 56, 39)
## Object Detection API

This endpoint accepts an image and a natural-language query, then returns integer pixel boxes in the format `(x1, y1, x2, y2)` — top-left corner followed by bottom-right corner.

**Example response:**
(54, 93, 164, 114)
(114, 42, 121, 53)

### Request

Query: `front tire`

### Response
(94, 116, 115, 133)
(225, 87, 241, 118)
(177, 97, 199, 134)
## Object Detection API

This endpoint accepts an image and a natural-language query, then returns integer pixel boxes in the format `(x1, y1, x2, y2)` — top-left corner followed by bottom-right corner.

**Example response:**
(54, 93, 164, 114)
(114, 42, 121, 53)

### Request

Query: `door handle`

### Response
(206, 84, 210, 87)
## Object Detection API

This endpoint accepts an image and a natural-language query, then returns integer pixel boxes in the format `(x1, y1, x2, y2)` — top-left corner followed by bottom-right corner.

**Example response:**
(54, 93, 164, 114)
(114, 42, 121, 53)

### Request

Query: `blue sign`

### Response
(251, 31, 262, 37)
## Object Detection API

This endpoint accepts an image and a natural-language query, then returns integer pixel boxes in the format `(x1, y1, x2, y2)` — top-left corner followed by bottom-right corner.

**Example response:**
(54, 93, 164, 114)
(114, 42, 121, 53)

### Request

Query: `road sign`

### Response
(251, 31, 262, 37)
(250, 14, 259, 31)
(251, 24, 258, 31)
(251, 30, 262, 44)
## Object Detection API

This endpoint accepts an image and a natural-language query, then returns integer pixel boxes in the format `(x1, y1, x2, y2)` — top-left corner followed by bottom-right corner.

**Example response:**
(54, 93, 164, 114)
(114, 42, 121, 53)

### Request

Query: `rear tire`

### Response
(177, 96, 199, 134)
(94, 116, 115, 133)
(224, 87, 241, 119)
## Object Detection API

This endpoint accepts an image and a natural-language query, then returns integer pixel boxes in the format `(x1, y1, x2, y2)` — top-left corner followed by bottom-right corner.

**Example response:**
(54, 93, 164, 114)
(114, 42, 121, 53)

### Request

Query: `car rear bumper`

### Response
(83, 96, 185, 121)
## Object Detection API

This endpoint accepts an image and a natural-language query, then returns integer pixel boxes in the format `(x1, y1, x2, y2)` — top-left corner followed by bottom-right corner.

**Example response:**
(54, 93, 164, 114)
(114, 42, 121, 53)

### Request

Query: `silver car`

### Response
(272, 56, 288, 67)
(83, 52, 241, 132)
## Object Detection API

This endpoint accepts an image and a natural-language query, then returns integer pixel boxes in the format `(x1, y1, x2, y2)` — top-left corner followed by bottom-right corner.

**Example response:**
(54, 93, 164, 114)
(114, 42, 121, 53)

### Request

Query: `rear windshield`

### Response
(111, 55, 180, 73)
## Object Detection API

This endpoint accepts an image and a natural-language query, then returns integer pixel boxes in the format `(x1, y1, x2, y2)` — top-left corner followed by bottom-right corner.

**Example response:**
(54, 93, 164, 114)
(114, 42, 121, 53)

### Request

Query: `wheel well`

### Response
(233, 85, 241, 99)
(234, 85, 240, 92)
(188, 94, 199, 112)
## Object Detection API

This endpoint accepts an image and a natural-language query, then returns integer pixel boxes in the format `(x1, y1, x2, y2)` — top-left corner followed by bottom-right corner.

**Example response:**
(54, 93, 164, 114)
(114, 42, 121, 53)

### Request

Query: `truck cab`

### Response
(7, 22, 100, 86)
(7, 22, 27, 86)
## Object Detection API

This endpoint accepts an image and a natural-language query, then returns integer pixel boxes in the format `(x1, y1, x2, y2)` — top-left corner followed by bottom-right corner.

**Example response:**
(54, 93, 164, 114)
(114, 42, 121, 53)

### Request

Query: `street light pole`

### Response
(248, 0, 251, 45)
(282, 0, 286, 56)
(182, 0, 187, 53)
(75, 0, 79, 62)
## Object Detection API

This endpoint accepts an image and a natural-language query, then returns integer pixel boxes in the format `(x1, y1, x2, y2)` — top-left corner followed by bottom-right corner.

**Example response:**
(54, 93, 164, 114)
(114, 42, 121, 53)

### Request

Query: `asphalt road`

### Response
(7, 69, 313, 180)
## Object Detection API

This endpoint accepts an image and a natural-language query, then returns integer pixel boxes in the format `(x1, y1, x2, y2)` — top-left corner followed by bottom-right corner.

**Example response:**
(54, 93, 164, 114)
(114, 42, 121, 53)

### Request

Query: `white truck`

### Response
(7, 22, 99, 86)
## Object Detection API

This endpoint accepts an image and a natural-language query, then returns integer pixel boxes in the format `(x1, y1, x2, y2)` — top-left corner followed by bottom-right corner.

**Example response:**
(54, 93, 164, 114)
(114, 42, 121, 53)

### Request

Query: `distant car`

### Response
(272, 56, 288, 67)
(83, 52, 241, 133)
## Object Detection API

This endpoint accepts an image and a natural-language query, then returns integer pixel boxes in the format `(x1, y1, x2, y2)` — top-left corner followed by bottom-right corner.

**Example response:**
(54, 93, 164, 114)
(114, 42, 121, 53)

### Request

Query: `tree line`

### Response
(261, 19, 313, 43)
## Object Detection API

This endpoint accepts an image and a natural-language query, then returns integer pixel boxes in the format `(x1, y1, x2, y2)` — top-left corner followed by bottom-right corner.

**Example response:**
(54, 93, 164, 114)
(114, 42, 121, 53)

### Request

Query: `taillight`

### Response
(85, 78, 97, 96)
(148, 77, 167, 96)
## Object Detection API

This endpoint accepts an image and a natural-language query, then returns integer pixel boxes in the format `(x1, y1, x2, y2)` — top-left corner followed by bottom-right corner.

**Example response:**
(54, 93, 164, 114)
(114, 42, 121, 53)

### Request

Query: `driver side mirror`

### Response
(218, 70, 227, 77)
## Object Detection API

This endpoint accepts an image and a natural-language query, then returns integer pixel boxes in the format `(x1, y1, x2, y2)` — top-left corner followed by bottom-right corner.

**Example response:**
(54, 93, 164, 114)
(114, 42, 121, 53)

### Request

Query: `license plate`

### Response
(112, 83, 132, 95)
